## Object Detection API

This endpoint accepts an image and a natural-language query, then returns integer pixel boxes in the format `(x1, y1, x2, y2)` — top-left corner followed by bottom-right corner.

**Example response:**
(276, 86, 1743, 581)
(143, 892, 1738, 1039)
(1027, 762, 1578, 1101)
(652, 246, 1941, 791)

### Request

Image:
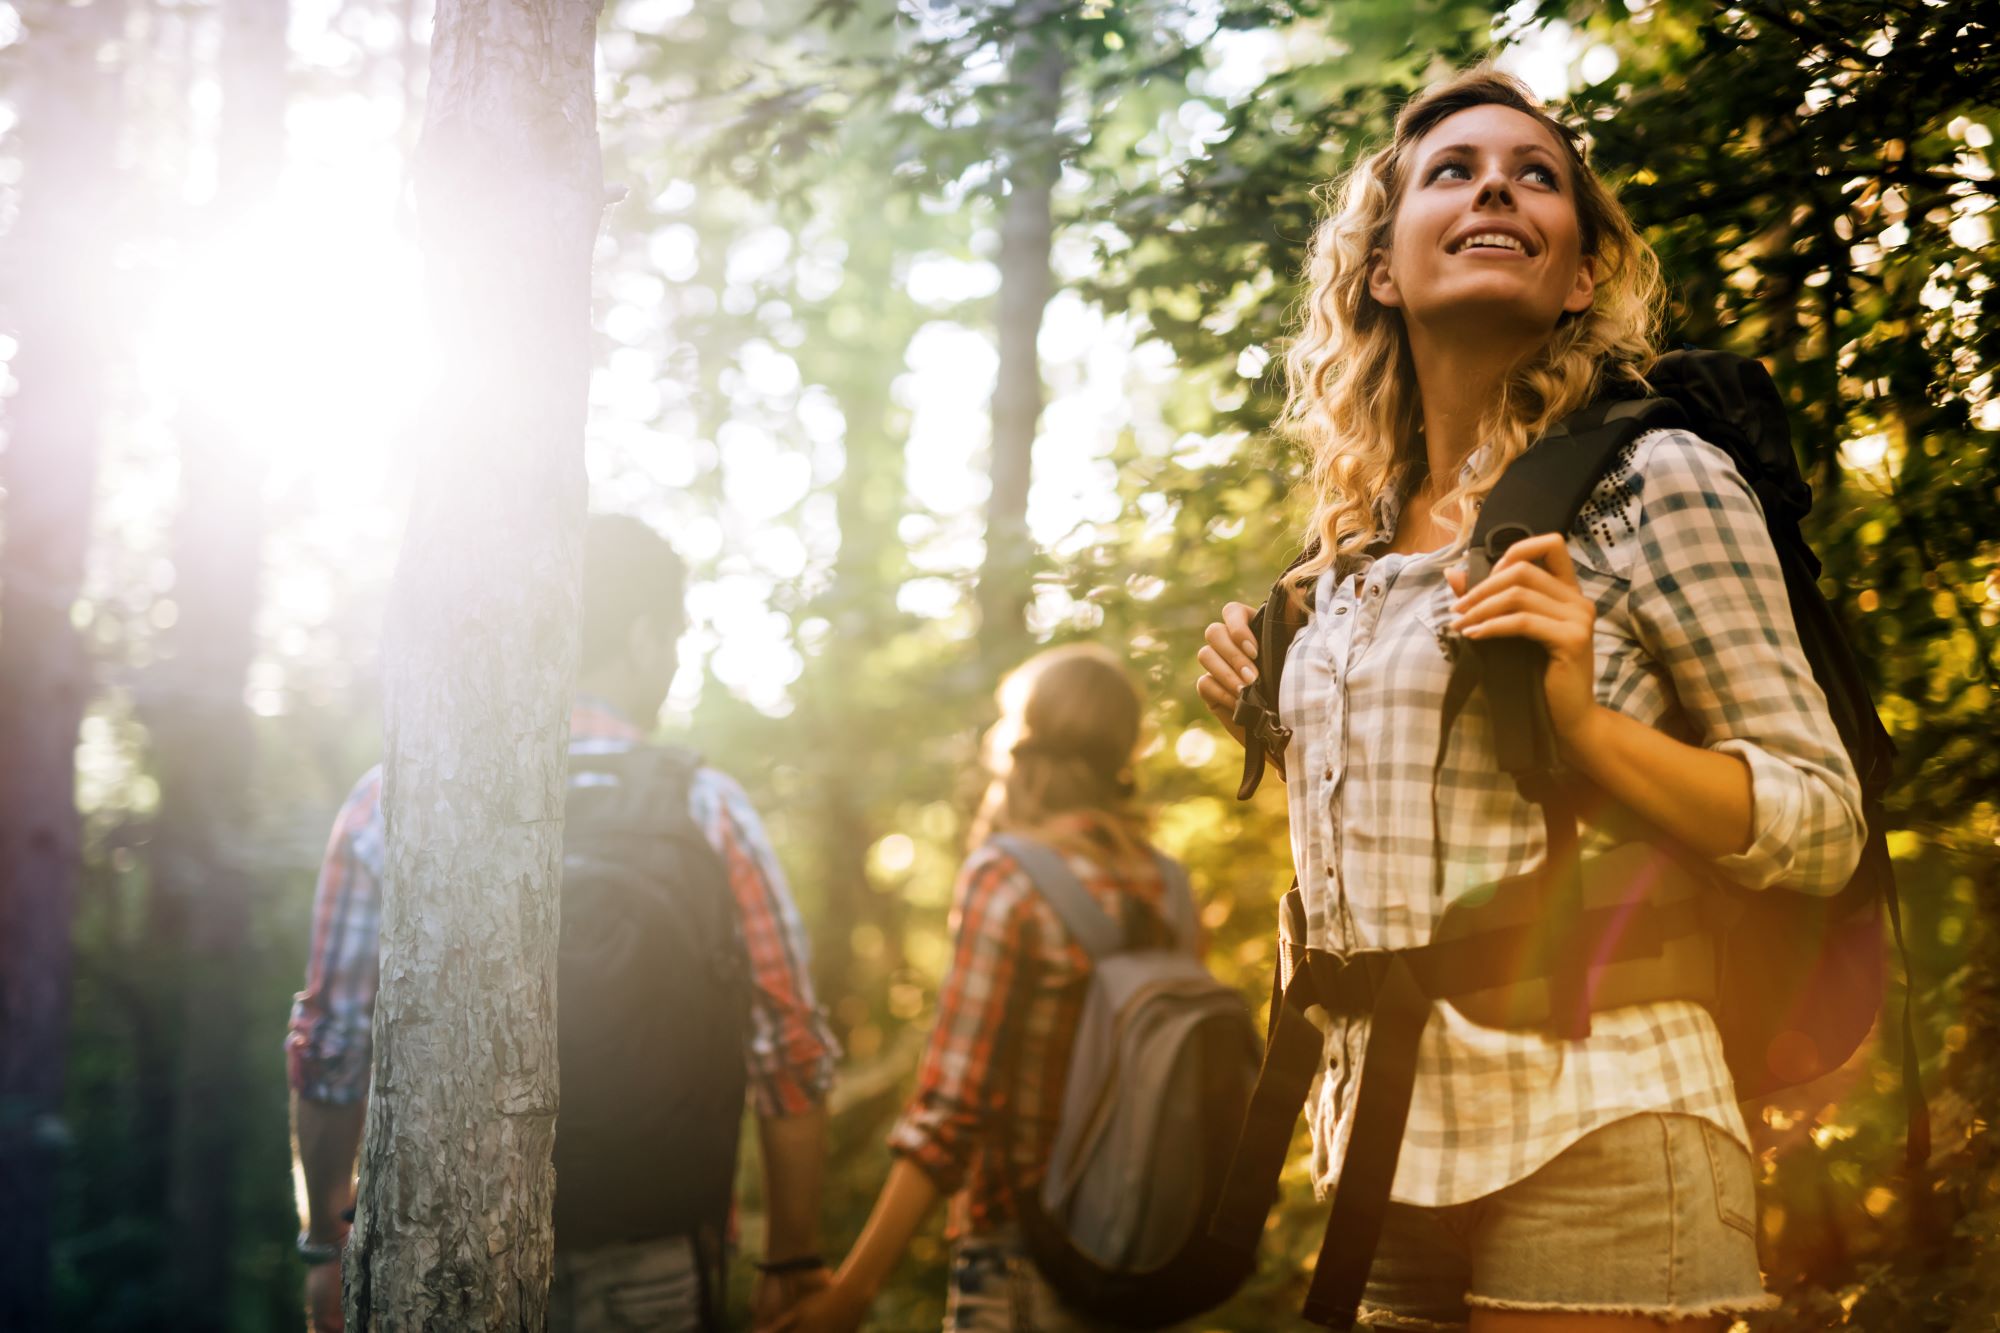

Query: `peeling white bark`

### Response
(345, 2, 603, 1327)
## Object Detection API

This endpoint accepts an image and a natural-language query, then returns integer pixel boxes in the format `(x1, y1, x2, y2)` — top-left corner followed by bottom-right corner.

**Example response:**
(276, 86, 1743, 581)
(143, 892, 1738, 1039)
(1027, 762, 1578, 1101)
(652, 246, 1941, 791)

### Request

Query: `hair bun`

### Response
(1011, 734, 1124, 770)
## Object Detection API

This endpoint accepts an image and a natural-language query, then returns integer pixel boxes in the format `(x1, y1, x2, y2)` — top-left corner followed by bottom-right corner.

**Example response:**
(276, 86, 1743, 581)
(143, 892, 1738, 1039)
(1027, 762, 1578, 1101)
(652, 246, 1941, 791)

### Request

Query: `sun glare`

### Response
(139, 193, 429, 502)
(106, 0, 1170, 721)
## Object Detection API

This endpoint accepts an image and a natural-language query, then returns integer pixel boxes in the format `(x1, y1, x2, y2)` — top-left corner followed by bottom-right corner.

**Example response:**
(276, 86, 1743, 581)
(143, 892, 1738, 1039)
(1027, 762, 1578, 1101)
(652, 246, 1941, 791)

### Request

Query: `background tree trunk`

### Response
(974, 8, 1064, 676)
(343, 1, 602, 1327)
(145, 0, 288, 1321)
(0, 3, 127, 1325)
(810, 213, 909, 1024)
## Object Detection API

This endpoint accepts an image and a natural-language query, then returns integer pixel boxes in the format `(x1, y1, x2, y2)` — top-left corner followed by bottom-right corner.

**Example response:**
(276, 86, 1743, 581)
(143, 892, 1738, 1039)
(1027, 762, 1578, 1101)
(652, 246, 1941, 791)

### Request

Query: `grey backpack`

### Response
(991, 834, 1262, 1330)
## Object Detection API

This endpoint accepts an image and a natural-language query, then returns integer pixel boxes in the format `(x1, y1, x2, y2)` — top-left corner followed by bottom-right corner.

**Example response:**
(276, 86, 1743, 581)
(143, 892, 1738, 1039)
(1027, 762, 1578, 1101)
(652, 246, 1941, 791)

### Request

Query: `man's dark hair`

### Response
(581, 513, 687, 672)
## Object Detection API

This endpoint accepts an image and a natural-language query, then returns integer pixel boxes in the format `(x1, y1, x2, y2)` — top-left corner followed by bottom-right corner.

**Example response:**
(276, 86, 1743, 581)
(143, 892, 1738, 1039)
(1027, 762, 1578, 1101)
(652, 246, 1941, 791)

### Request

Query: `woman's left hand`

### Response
(1446, 532, 1602, 743)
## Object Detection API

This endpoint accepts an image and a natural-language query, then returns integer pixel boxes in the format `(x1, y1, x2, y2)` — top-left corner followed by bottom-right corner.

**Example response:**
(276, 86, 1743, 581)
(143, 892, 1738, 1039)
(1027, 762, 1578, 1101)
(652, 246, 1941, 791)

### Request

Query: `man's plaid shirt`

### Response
(887, 819, 1176, 1236)
(284, 699, 839, 1116)
(1280, 427, 1865, 1207)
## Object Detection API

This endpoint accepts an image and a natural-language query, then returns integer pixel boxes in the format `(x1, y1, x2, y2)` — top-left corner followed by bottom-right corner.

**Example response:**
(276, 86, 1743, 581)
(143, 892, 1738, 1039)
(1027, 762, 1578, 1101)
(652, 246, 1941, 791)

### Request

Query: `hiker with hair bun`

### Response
(773, 643, 1253, 1333)
(1195, 69, 1873, 1332)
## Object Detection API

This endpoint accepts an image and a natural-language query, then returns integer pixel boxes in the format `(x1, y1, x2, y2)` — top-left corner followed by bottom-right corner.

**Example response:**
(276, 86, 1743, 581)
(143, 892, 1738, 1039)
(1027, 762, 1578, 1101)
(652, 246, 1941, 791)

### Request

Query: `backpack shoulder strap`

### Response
(1467, 395, 1685, 782)
(1146, 849, 1199, 953)
(989, 834, 1124, 960)
(1460, 393, 1684, 1039)
(566, 742, 703, 837)
(1233, 542, 1320, 801)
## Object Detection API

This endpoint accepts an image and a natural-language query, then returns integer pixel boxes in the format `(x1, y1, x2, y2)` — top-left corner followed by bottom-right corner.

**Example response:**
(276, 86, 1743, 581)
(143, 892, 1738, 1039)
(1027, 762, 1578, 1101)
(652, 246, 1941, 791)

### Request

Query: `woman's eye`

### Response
(1427, 162, 1470, 182)
(1524, 164, 1559, 187)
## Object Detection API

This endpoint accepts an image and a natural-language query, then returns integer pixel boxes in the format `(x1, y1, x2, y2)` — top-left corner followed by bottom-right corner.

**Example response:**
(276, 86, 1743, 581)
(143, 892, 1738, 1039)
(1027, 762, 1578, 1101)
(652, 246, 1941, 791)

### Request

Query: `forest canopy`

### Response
(1, 0, 1996, 1328)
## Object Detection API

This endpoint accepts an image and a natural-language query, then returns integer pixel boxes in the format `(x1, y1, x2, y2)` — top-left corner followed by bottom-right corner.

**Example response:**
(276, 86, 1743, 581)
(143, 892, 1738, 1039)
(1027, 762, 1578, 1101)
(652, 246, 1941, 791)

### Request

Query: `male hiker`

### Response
(285, 514, 838, 1332)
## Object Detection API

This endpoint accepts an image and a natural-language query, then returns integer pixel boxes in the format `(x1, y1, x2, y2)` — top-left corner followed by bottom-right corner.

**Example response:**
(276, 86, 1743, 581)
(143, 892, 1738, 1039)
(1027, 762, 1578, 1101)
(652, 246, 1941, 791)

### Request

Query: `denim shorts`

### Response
(1358, 1112, 1778, 1331)
(946, 1229, 1123, 1333)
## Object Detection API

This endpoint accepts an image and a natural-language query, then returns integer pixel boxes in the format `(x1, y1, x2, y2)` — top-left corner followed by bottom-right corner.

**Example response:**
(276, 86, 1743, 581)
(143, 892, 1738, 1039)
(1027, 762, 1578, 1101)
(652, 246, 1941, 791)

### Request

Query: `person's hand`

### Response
(762, 1277, 871, 1333)
(749, 1263, 831, 1331)
(305, 1255, 344, 1333)
(1195, 601, 1260, 743)
(1447, 532, 1601, 742)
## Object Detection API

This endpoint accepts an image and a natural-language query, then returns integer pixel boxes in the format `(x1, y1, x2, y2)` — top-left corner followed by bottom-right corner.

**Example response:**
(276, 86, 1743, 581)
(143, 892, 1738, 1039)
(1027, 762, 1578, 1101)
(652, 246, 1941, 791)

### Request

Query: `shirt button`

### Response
(1334, 606, 1349, 616)
(1323, 767, 1333, 780)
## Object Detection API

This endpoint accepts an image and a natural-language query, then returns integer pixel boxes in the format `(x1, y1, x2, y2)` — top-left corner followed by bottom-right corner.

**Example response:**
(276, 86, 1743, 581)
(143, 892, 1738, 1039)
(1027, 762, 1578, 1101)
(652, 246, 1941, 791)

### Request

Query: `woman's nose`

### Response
(1474, 168, 1515, 207)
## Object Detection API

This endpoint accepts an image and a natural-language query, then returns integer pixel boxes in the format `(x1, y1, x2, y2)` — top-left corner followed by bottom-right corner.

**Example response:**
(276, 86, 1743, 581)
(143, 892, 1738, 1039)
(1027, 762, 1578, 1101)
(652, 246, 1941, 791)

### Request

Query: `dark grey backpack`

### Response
(990, 834, 1262, 1330)
(555, 746, 747, 1329)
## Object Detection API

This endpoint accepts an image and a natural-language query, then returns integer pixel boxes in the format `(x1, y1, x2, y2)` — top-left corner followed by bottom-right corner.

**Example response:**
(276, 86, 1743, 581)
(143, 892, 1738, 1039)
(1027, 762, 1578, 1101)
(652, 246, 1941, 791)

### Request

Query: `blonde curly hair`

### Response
(1281, 69, 1666, 604)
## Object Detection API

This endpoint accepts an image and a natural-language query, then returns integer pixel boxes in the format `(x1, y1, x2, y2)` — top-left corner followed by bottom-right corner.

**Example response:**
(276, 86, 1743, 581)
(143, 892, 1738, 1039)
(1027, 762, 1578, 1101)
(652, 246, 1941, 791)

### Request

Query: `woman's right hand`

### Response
(1195, 601, 1261, 744)
(760, 1278, 870, 1333)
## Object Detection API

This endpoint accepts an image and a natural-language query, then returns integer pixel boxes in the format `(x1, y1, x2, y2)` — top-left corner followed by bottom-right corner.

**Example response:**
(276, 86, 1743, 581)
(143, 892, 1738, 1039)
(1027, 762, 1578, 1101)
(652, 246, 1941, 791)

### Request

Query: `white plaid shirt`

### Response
(1280, 427, 1865, 1206)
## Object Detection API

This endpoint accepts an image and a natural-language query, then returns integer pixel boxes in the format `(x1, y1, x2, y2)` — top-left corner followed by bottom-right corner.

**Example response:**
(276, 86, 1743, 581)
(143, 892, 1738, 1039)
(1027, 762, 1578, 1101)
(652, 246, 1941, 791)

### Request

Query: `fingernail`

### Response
(1241, 639, 1257, 656)
(1243, 666, 1257, 683)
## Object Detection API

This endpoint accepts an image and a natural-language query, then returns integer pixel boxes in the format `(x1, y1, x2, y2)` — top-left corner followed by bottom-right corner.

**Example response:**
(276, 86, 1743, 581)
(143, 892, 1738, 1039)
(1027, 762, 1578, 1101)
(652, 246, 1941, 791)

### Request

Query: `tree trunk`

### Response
(810, 218, 909, 1020)
(0, 3, 126, 1325)
(342, 1, 601, 1327)
(974, 9, 1064, 675)
(146, 0, 287, 1321)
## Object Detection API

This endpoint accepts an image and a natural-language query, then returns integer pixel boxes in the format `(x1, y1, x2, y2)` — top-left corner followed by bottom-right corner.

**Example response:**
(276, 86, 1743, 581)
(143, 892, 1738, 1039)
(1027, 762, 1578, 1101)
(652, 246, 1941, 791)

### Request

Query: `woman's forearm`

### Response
(833, 1156, 941, 1304)
(1564, 703, 1754, 861)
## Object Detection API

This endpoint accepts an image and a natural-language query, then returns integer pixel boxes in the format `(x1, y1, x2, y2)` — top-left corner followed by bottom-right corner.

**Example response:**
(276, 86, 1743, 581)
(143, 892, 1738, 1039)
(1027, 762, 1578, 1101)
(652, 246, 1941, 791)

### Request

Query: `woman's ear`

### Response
(1366, 247, 1402, 309)
(1562, 253, 1597, 316)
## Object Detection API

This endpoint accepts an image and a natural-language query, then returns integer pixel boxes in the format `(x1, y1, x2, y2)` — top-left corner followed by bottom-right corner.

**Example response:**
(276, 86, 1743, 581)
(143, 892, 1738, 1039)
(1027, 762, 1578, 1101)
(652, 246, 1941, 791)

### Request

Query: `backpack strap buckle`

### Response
(1305, 948, 1397, 1018)
(1232, 684, 1293, 801)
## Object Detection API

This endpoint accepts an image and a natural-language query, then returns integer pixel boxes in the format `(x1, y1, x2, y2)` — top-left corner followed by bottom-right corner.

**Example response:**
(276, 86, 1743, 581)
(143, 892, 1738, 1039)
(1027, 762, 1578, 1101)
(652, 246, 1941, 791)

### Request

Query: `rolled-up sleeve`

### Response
(285, 768, 385, 1106)
(689, 768, 841, 1117)
(1626, 429, 1865, 894)
(886, 849, 1033, 1194)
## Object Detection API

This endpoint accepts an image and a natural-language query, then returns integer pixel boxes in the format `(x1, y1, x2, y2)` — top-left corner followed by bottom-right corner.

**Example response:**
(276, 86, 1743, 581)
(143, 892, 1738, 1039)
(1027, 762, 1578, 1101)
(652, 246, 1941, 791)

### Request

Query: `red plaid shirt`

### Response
(887, 819, 1175, 1236)
(285, 699, 838, 1117)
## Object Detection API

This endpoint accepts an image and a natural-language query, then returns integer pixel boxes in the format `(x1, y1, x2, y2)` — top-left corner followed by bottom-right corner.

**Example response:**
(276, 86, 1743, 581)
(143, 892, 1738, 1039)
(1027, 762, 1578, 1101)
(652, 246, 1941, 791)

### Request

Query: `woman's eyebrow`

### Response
(1426, 142, 1562, 159)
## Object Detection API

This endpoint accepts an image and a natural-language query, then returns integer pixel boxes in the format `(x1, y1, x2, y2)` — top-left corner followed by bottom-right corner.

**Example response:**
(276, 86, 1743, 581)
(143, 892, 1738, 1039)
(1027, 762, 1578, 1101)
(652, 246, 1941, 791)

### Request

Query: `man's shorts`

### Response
(1358, 1112, 1779, 1331)
(549, 1234, 704, 1333)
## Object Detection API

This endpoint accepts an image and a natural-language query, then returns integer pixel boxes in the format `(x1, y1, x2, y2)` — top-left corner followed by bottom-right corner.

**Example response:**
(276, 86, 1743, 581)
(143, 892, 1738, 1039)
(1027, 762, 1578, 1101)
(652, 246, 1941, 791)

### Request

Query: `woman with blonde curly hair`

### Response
(777, 644, 1187, 1333)
(1196, 70, 1863, 1331)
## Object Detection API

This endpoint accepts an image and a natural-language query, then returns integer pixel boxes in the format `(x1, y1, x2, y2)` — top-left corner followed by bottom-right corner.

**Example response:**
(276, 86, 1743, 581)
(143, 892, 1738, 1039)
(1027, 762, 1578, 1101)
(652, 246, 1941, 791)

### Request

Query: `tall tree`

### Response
(794, 187, 929, 1029)
(142, 0, 289, 1321)
(975, 2, 1066, 673)
(341, 1, 602, 1326)
(0, 2, 128, 1325)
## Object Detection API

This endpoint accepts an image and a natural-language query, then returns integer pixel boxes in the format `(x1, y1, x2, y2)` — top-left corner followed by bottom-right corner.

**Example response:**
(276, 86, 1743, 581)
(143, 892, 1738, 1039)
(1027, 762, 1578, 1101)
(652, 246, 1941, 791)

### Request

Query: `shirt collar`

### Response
(1352, 446, 1491, 573)
(571, 694, 644, 743)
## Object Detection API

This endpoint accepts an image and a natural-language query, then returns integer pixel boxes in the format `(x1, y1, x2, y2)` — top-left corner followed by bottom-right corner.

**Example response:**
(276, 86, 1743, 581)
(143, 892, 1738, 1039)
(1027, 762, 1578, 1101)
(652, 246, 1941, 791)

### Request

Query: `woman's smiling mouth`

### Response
(1448, 231, 1533, 255)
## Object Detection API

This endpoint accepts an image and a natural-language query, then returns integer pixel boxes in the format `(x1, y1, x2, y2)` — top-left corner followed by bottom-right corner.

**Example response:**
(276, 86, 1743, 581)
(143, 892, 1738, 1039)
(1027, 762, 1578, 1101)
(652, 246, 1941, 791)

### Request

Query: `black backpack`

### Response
(1207, 350, 1924, 1329)
(552, 745, 749, 1327)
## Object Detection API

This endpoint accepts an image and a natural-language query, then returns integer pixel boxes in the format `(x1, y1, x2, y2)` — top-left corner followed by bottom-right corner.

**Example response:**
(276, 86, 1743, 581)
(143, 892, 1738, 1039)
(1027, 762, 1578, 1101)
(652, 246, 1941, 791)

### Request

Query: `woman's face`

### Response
(1367, 103, 1596, 337)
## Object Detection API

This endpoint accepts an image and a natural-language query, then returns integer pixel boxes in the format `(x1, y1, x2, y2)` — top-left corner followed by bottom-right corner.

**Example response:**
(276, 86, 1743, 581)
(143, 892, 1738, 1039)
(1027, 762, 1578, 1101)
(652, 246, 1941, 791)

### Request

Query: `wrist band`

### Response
(296, 1233, 341, 1266)
(754, 1254, 825, 1275)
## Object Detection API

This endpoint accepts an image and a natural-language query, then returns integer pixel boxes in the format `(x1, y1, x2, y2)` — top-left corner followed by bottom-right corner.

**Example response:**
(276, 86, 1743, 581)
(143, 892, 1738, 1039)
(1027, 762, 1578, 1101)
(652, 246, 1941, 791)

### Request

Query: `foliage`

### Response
(17, 0, 1998, 1328)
